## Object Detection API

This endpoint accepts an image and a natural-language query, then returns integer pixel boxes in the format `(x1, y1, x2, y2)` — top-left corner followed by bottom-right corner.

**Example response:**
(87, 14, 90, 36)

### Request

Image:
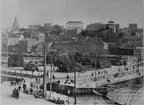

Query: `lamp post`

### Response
(42, 42, 53, 99)
(68, 90, 70, 105)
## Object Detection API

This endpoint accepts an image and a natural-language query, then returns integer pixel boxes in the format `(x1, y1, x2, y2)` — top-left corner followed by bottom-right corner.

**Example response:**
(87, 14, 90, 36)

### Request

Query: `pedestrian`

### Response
(53, 68, 55, 71)
(66, 75, 69, 80)
(91, 73, 93, 76)
(36, 78, 38, 83)
(46, 71, 49, 77)
(53, 75, 55, 80)
(23, 83, 26, 92)
(30, 87, 33, 94)
(18, 84, 21, 92)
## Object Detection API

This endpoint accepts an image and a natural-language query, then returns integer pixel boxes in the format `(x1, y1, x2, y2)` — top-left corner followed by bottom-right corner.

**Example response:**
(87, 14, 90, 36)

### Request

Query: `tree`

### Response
(81, 30, 88, 37)
(20, 28, 27, 31)
(8, 54, 23, 67)
(55, 54, 71, 72)
(118, 32, 124, 38)
(51, 25, 64, 34)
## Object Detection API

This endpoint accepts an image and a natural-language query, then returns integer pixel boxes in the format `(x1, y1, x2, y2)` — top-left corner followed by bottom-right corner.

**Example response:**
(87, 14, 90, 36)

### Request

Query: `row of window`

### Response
(98, 70, 108, 76)
(97, 65, 137, 77)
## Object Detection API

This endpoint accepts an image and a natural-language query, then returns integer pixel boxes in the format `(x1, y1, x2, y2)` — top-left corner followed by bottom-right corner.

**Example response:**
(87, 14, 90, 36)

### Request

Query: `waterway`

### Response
(77, 77, 143, 105)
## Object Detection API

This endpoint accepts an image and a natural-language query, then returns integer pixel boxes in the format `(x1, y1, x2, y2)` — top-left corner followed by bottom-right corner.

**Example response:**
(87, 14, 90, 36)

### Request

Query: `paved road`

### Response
(1, 82, 56, 105)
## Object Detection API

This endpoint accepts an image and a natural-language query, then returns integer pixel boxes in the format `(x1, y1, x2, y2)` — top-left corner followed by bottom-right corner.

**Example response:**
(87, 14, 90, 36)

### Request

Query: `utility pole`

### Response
(72, 55, 77, 104)
(43, 44, 47, 98)
(50, 60, 52, 100)
(74, 66, 76, 104)
(94, 58, 97, 104)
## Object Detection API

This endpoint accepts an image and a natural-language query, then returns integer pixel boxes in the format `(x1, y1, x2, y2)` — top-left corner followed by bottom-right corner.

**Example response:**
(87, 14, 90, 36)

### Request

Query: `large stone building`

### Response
(28, 25, 42, 30)
(30, 31, 45, 42)
(85, 21, 119, 43)
(50, 37, 107, 55)
(86, 23, 105, 31)
(1, 30, 8, 53)
(27, 39, 39, 52)
(66, 21, 83, 38)
(105, 20, 119, 43)
(19, 40, 28, 53)
(38, 32, 45, 42)
(8, 34, 24, 46)
(66, 21, 83, 30)
(123, 23, 143, 36)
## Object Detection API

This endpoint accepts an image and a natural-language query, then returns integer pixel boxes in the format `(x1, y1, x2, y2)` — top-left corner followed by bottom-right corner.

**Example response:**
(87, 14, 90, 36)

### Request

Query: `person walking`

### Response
(23, 81, 26, 92)
(15, 77, 18, 84)
(38, 78, 41, 83)
(18, 84, 21, 92)
(66, 75, 69, 80)
(53, 75, 55, 80)
(36, 78, 38, 83)
(91, 72, 93, 76)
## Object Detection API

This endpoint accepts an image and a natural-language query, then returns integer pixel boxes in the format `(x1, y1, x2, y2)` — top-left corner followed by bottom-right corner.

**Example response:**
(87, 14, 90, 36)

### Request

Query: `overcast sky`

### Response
(1, 0, 144, 29)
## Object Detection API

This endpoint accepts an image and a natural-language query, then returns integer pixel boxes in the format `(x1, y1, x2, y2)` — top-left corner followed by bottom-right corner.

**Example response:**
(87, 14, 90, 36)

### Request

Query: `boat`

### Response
(60, 56, 143, 95)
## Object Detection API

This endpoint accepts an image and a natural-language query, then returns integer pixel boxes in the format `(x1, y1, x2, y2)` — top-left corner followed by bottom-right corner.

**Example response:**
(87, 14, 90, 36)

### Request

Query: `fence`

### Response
(2, 69, 42, 77)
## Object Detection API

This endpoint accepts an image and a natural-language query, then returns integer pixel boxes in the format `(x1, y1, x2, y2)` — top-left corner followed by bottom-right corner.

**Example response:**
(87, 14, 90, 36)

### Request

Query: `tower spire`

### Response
(11, 16, 20, 32)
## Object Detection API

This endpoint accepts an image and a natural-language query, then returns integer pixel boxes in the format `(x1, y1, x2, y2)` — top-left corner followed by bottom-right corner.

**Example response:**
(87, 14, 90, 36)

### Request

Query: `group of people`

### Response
(35, 78, 41, 83)
(50, 97, 64, 104)
(34, 89, 43, 98)
(12, 77, 28, 99)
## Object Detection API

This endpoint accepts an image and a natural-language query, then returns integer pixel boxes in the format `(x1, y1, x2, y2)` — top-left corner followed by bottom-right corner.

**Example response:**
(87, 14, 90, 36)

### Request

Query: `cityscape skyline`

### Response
(1, 0, 144, 29)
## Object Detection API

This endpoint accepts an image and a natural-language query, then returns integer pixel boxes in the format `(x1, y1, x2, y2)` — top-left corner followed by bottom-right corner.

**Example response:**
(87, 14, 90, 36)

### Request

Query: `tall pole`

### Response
(50, 60, 52, 100)
(72, 55, 76, 104)
(43, 44, 47, 98)
(95, 59, 96, 85)
(74, 67, 76, 104)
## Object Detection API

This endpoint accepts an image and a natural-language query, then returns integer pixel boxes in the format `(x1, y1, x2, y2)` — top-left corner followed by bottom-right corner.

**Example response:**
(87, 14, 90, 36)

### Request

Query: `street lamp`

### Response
(68, 90, 70, 105)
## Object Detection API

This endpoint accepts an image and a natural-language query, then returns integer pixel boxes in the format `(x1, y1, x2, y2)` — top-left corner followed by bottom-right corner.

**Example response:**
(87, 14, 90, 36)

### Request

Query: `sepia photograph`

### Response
(1, 0, 144, 105)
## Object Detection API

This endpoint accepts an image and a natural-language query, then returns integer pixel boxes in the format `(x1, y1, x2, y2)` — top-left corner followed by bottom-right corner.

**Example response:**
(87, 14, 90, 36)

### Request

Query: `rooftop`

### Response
(67, 21, 83, 23)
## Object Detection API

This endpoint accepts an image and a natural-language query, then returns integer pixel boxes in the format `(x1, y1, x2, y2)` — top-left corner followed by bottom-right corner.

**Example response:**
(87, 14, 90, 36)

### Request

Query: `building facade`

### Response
(50, 37, 106, 55)
(27, 39, 39, 52)
(19, 40, 28, 53)
(28, 25, 42, 30)
(66, 21, 83, 30)
(1, 30, 8, 53)
(8, 34, 24, 46)
(38, 32, 45, 42)
(66, 21, 83, 38)
(86, 23, 104, 31)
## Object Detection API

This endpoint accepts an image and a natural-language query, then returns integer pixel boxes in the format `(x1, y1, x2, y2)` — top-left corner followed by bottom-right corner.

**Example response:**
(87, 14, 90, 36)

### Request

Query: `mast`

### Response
(72, 54, 77, 104)
(50, 60, 52, 99)
(43, 44, 47, 98)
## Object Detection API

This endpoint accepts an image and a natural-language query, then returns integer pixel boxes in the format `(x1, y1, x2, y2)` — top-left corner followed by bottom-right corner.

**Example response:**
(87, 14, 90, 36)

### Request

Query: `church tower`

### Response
(11, 17, 20, 32)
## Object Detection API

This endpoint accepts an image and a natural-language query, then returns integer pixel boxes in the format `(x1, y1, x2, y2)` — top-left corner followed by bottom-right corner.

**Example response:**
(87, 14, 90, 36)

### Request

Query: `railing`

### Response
(1, 68, 42, 77)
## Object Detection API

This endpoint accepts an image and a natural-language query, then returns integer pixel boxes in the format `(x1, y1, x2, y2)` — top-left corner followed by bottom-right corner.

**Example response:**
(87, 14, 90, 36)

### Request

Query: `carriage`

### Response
(12, 88, 19, 99)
